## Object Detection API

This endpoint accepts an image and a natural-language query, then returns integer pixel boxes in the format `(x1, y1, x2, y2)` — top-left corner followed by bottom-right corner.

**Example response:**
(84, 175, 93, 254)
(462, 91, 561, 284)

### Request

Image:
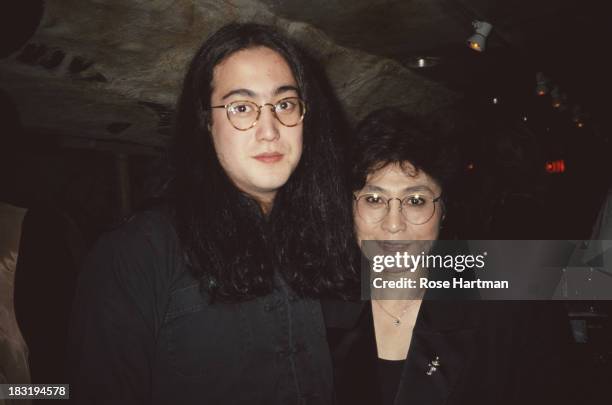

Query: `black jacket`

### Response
(324, 299, 572, 405)
(68, 211, 333, 404)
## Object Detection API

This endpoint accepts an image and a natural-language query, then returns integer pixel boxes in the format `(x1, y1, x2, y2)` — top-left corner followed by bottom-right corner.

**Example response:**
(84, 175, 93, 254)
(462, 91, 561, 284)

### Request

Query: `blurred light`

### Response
(467, 162, 475, 170)
(545, 160, 565, 174)
(492, 97, 499, 104)
(406, 56, 440, 69)
(535, 72, 549, 96)
(522, 115, 528, 122)
(467, 21, 493, 52)
(571, 105, 585, 127)
(551, 86, 562, 108)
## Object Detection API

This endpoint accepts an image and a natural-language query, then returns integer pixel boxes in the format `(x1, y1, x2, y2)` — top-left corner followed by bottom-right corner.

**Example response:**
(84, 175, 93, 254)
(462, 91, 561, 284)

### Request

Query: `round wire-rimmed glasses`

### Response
(353, 192, 443, 225)
(210, 97, 306, 131)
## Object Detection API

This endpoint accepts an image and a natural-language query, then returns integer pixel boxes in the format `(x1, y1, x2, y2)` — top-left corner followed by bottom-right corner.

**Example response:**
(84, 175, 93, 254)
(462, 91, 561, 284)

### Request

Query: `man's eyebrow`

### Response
(221, 88, 256, 100)
(274, 85, 299, 96)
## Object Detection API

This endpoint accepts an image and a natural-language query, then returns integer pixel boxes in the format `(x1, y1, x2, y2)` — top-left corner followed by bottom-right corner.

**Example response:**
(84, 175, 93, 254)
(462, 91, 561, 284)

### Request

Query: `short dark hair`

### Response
(350, 108, 457, 194)
(166, 23, 358, 301)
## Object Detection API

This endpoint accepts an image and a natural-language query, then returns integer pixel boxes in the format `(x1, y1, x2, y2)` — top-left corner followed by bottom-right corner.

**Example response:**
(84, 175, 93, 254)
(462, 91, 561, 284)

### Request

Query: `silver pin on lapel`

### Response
(426, 356, 441, 375)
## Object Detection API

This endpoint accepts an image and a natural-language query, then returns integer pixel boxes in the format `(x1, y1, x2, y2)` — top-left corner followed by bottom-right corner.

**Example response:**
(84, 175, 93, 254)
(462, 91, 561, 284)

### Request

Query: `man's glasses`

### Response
(210, 97, 306, 131)
(353, 192, 442, 225)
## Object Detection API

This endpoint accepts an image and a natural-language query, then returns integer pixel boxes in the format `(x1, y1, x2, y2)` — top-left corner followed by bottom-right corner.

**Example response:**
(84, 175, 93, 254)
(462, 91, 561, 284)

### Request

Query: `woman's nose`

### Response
(381, 199, 407, 234)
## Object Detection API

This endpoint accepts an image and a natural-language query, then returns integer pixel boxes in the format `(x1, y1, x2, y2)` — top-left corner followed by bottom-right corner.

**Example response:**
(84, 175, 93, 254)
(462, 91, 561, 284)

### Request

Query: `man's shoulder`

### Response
(103, 208, 178, 247)
(83, 208, 185, 292)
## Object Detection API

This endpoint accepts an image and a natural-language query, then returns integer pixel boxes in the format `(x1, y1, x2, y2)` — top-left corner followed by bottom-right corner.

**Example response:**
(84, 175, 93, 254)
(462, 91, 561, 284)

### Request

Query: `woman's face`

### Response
(354, 162, 443, 255)
(210, 46, 303, 207)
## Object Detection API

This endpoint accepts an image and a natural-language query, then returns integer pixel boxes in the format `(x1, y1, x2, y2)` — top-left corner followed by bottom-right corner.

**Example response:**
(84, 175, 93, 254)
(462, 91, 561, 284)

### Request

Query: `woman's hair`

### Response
(350, 108, 458, 194)
(166, 23, 358, 301)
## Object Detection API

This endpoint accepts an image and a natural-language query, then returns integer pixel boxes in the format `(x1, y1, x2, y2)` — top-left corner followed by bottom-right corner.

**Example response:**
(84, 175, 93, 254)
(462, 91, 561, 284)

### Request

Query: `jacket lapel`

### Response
(394, 300, 478, 405)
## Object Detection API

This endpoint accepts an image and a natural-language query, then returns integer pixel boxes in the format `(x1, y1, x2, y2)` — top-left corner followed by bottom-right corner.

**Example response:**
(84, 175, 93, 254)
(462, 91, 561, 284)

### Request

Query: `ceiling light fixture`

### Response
(550, 86, 562, 108)
(467, 21, 493, 52)
(535, 72, 549, 96)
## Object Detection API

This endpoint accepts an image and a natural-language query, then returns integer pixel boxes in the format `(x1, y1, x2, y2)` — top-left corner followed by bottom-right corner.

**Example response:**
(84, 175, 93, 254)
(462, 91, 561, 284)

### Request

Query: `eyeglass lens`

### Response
(226, 97, 304, 130)
(355, 193, 437, 225)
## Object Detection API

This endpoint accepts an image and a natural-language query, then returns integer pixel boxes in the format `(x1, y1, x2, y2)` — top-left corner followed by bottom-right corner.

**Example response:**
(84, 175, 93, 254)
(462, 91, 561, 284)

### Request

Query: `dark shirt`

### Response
(376, 358, 404, 405)
(68, 211, 333, 404)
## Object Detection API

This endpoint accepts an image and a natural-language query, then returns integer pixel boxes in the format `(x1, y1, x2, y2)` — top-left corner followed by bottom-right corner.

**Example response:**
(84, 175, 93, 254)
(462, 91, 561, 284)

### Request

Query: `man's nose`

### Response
(381, 199, 407, 234)
(255, 104, 280, 141)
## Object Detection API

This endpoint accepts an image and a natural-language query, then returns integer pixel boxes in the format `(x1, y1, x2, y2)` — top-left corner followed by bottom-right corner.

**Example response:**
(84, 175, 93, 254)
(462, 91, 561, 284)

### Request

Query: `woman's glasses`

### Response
(353, 192, 442, 225)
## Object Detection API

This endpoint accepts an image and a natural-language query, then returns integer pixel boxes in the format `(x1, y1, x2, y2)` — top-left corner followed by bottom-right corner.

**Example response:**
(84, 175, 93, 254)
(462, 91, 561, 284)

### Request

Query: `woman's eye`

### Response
(405, 196, 426, 206)
(365, 195, 384, 205)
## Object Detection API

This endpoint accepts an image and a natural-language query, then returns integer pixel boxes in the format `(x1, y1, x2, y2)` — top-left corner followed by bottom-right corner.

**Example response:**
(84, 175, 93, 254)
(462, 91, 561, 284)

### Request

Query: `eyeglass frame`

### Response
(352, 192, 443, 225)
(209, 96, 307, 131)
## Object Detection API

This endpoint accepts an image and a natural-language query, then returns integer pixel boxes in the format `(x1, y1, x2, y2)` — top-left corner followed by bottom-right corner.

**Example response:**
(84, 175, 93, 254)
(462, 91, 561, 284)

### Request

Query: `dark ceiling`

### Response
(263, 0, 610, 121)
(1, 0, 611, 148)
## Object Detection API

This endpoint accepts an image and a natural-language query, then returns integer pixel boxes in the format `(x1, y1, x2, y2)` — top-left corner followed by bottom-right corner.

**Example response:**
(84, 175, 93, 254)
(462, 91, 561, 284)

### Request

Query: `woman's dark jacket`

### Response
(324, 298, 573, 405)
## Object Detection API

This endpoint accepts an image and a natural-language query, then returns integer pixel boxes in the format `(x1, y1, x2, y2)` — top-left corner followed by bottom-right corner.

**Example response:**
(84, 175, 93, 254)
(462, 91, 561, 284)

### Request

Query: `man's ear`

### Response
(204, 110, 213, 132)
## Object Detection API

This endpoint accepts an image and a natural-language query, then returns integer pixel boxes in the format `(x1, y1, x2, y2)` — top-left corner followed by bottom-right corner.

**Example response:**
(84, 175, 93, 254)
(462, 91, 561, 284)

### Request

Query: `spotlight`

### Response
(467, 21, 493, 52)
(535, 72, 549, 96)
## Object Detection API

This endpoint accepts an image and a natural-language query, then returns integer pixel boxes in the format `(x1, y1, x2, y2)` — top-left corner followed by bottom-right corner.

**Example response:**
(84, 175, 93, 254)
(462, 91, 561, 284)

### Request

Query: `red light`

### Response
(545, 160, 565, 174)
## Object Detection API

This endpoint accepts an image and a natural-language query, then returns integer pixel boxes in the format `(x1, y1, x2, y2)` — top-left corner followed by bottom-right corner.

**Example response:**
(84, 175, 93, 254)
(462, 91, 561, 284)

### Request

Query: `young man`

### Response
(69, 23, 357, 404)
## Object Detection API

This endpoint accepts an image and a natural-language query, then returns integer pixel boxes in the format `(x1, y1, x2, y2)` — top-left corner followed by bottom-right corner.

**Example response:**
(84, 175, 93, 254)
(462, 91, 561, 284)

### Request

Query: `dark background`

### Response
(1, 0, 611, 401)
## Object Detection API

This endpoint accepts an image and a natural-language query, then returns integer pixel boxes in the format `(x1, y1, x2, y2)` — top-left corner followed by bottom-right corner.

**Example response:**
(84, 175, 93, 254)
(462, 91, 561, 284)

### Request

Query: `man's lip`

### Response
(253, 152, 283, 162)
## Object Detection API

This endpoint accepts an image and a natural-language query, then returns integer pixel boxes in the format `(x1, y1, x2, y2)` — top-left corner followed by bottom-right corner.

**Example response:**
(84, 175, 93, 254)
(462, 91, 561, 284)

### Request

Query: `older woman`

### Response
(326, 108, 571, 405)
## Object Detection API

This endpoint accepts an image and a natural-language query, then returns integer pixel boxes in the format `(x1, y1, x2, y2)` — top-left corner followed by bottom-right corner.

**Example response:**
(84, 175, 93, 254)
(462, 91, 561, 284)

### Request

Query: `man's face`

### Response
(210, 46, 303, 205)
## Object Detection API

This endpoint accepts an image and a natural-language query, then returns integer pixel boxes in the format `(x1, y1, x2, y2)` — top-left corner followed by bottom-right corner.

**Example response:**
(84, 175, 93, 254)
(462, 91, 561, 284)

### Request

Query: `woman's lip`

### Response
(376, 241, 412, 253)
(254, 153, 283, 163)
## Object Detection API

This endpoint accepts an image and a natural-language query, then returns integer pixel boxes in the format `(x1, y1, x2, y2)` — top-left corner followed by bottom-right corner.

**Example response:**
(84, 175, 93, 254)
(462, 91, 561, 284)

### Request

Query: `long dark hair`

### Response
(167, 23, 358, 301)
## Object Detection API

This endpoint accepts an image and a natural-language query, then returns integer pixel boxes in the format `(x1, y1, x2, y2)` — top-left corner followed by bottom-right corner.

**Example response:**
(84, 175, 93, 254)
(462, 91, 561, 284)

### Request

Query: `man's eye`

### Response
(276, 100, 295, 112)
(229, 103, 253, 115)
